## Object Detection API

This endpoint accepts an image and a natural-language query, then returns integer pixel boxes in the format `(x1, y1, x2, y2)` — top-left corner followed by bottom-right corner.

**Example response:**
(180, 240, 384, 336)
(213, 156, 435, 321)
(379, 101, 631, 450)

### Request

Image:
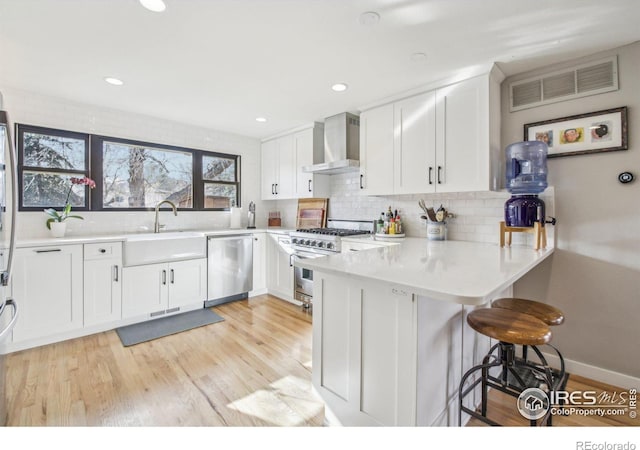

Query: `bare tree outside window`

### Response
(20, 129, 89, 208)
(102, 142, 193, 208)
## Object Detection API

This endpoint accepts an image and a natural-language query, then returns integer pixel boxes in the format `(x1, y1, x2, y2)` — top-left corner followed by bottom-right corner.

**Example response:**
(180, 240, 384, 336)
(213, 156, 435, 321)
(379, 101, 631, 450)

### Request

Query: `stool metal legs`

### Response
(459, 341, 557, 427)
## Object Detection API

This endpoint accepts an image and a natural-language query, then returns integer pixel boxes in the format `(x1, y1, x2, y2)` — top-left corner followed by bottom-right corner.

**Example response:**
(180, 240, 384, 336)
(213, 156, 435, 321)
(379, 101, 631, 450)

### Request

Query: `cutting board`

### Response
(296, 198, 328, 229)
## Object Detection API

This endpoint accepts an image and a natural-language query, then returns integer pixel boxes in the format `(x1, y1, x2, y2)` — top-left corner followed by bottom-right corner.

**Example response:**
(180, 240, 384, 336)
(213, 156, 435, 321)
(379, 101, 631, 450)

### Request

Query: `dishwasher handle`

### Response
(208, 235, 254, 242)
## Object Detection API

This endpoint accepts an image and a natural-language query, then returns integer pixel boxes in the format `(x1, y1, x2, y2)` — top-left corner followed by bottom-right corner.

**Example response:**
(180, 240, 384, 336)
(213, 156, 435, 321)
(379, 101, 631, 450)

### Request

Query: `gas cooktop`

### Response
(294, 228, 371, 237)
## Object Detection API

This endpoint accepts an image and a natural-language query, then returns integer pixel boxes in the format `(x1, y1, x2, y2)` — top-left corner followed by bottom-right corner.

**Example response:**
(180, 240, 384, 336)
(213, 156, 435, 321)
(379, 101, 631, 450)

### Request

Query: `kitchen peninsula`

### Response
(296, 238, 554, 426)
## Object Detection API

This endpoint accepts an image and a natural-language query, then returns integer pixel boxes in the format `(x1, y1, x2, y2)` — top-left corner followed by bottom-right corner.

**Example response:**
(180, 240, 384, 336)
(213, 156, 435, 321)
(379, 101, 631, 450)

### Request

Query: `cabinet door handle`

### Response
(170, 269, 175, 284)
(308, 179, 312, 192)
(162, 269, 167, 285)
(275, 183, 278, 195)
(360, 174, 364, 189)
(437, 165, 443, 184)
(113, 265, 119, 282)
(271, 184, 275, 195)
(428, 167, 433, 185)
(34, 248, 61, 253)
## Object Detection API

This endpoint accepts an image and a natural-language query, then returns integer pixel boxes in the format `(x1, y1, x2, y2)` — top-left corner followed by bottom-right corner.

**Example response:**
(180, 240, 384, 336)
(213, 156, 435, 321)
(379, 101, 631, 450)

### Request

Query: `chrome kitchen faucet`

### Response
(154, 200, 177, 233)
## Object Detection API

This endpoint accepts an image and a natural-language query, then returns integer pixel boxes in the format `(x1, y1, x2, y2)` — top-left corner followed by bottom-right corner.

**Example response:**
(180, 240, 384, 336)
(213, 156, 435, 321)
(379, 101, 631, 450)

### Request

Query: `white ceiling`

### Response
(1, 0, 640, 139)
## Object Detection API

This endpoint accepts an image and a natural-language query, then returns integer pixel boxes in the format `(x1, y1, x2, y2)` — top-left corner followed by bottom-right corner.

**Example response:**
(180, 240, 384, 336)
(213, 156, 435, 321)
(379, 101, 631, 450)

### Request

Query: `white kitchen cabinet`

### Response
(359, 68, 502, 195)
(265, 233, 293, 302)
(262, 124, 329, 200)
(11, 244, 83, 343)
(393, 91, 437, 194)
(312, 272, 418, 426)
(294, 125, 330, 198)
(261, 134, 295, 200)
(358, 103, 394, 195)
(122, 258, 207, 319)
(312, 270, 492, 427)
(83, 242, 122, 327)
(435, 73, 500, 192)
(249, 233, 267, 296)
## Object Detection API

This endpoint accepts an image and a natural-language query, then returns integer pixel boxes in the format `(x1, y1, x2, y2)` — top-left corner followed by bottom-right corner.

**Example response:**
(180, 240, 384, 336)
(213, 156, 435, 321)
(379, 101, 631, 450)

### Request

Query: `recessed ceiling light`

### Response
(359, 11, 380, 26)
(139, 0, 166, 12)
(104, 77, 124, 86)
(256, 117, 267, 123)
(331, 83, 348, 92)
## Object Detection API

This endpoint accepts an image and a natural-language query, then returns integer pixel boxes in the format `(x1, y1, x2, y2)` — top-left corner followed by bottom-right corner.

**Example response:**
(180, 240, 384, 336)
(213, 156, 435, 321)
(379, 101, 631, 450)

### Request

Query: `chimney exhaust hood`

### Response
(303, 112, 360, 175)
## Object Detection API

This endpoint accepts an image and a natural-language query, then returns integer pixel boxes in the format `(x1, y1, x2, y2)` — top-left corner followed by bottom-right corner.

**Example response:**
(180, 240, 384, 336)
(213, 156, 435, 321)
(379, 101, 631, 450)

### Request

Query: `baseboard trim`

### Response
(541, 351, 640, 390)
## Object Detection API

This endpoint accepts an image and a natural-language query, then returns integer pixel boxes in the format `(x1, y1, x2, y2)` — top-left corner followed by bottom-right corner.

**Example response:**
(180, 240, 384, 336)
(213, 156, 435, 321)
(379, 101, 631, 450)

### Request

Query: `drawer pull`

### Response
(35, 249, 61, 253)
(99, 248, 106, 253)
(113, 265, 119, 282)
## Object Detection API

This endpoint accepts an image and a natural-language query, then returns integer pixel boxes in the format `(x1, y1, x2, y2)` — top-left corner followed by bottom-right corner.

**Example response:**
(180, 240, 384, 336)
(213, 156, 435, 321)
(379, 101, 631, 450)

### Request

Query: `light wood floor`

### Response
(5, 295, 321, 426)
(5, 294, 636, 427)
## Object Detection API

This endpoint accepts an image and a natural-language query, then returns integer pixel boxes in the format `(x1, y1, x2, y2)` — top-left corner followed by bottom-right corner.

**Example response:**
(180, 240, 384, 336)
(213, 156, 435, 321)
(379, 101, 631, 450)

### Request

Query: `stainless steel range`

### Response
(290, 220, 374, 308)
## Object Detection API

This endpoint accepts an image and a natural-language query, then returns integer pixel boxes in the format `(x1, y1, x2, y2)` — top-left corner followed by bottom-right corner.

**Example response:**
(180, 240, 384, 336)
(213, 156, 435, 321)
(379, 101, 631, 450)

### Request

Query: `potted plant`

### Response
(44, 176, 96, 237)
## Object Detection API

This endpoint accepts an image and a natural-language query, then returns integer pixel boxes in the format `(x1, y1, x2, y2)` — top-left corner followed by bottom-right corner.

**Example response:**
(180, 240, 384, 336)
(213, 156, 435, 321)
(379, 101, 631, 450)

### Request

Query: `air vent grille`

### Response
(512, 80, 541, 107)
(510, 56, 618, 111)
(543, 72, 576, 99)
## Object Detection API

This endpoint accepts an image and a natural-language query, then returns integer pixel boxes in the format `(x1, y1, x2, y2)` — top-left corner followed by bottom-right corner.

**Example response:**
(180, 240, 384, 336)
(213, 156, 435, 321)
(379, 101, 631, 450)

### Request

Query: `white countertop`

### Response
(12, 227, 294, 248)
(296, 238, 554, 306)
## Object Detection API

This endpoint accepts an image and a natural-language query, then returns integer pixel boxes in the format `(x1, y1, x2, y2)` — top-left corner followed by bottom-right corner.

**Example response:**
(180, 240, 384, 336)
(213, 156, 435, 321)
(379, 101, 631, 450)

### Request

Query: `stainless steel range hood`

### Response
(303, 112, 360, 174)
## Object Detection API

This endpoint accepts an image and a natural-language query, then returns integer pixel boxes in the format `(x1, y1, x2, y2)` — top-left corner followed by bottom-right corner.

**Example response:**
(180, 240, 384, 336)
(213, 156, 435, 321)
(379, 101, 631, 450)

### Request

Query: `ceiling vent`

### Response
(510, 56, 618, 112)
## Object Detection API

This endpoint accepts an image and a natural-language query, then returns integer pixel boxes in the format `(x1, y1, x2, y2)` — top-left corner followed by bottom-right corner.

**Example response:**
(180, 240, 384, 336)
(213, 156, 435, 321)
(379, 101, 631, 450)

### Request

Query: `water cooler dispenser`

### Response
(501, 141, 550, 249)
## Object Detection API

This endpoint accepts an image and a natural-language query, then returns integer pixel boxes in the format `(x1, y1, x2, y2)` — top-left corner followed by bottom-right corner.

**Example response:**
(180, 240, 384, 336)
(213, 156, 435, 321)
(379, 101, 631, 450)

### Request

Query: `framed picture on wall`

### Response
(524, 106, 628, 158)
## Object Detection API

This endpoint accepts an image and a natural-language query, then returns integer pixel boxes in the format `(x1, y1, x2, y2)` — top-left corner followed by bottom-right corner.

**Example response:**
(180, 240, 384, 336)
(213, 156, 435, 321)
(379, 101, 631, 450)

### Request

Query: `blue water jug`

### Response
(505, 141, 548, 194)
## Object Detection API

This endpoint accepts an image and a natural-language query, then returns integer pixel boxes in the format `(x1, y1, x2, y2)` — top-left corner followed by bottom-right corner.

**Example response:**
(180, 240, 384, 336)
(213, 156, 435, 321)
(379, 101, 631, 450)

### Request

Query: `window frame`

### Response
(16, 123, 241, 212)
(16, 124, 91, 212)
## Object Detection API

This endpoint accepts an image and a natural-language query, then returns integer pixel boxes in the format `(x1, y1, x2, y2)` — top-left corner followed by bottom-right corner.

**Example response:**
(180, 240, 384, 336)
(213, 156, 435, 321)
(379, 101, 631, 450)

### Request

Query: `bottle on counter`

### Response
(377, 213, 384, 234)
(395, 214, 402, 234)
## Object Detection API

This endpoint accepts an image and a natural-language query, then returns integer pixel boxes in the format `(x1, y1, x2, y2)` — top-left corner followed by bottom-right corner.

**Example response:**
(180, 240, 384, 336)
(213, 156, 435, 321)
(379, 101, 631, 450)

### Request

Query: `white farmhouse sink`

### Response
(123, 231, 207, 267)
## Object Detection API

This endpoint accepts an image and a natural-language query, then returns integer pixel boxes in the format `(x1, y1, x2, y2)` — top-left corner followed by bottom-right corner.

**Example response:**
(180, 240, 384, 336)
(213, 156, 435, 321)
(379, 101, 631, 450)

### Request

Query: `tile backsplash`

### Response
(275, 172, 556, 246)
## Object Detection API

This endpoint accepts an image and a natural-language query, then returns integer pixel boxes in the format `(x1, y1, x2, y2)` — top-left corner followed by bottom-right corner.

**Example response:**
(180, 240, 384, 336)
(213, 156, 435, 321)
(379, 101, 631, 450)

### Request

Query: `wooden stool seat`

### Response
(492, 297, 564, 326)
(467, 308, 551, 346)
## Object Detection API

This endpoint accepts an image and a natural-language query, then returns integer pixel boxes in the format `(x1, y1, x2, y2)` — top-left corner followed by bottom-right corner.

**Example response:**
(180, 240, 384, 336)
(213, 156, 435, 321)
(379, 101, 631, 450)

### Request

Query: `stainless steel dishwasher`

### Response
(205, 234, 253, 307)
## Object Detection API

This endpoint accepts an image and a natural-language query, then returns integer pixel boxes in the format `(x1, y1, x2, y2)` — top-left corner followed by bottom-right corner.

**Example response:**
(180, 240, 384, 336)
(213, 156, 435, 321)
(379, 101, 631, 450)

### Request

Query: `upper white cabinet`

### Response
(359, 68, 503, 195)
(435, 74, 498, 192)
(261, 135, 295, 200)
(11, 244, 83, 343)
(261, 123, 329, 200)
(393, 91, 437, 195)
(359, 103, 394, 196)
(293, 126, 330, 198)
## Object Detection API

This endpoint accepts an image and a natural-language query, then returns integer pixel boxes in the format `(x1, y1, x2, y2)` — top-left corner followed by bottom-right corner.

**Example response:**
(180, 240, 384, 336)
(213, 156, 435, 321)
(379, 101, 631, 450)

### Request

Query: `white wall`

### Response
(503, 42, 640, 380)
(1, 87, 266, 237)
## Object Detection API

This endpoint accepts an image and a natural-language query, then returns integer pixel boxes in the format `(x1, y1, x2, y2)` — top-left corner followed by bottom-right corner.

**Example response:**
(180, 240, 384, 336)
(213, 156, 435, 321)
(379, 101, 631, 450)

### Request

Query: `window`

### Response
(16, 124, 241, 211)
(202, 154, 239, 209)
(95, 136, 194, 209)
(17, 125, 90, 210)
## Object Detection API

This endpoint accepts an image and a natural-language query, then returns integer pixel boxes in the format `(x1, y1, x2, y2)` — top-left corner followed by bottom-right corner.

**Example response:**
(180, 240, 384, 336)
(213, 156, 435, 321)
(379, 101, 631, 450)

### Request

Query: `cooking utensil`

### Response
(425, 207, 437, 222)
(418, 199, 428, 214)
(436, 204, 446, 222)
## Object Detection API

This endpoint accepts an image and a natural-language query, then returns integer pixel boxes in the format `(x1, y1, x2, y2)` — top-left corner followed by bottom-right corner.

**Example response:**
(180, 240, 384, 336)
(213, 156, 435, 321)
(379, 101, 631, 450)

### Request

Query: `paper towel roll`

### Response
(230, 207, 242, 228)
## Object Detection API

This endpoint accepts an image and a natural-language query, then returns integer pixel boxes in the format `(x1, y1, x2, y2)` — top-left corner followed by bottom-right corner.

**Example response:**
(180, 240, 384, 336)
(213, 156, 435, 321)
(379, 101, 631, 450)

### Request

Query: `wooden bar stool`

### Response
(491, 298, 568, 394)
(458, 308, 555, 427)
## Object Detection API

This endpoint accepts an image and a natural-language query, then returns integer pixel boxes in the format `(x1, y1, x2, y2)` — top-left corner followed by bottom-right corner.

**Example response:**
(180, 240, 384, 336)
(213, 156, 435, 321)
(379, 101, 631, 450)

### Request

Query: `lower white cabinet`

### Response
(266, 233, 293, 302)
(83, 242, 122, 327)
(122, 258, 207, 319)
(312, 271, 494, 426)
(11, 244, 83, 343)
(250, 233, 267, 296)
